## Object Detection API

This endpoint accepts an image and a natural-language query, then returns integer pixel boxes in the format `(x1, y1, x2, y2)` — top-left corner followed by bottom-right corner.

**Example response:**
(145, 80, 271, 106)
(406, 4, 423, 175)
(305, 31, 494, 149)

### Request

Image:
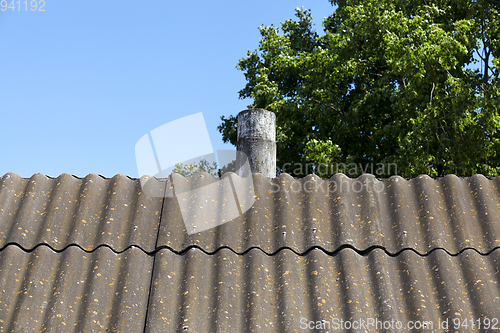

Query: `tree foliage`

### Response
(218, 0, 500, 178)
(171, 158, 219, 177)
(171, 157, 238, 177)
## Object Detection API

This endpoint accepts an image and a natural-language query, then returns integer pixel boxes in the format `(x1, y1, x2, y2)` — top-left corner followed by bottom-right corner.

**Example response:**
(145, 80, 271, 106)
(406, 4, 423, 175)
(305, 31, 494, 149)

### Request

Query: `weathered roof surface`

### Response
(1, 172, 500, 332)
(0, 245, 153, 332)
(3, 172, 500, 254)
(145, 247, 500, 332)
(0, 173, 164, 252)
(159, 172, 500, 254)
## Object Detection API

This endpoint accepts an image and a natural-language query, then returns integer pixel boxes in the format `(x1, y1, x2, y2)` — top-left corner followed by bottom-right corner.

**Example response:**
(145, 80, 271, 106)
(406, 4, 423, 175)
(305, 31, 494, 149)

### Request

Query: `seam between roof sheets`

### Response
(1, 242, 499, 258)
(141, 176, 169, 333)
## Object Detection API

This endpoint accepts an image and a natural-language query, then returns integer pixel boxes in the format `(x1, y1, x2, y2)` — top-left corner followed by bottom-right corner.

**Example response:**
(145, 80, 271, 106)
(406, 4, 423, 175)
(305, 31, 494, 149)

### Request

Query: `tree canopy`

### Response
(171, 158, 219, 177)
(218, 0, 500, 178)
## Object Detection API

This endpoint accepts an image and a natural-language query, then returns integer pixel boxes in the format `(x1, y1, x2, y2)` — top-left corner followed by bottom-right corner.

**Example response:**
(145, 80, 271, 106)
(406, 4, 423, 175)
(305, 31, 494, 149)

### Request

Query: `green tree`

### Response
(171, 157, 238, 177)
(219, 0, 500, 178)
(172, 158, 219, 177)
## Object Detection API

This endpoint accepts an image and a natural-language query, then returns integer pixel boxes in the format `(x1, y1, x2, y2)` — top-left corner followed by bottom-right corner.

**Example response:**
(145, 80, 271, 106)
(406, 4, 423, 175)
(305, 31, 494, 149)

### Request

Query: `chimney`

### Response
(236, 109, 276, 178)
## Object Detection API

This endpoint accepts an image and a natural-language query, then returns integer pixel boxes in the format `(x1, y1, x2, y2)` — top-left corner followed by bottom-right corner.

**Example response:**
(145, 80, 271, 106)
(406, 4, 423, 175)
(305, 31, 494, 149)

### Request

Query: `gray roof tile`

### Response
(0, 173, 164, 252)
(158, 173, 500, 254)
(0, 245, 153, 332)
(1, 172, 500, 332)
(145, 247, 500, 332)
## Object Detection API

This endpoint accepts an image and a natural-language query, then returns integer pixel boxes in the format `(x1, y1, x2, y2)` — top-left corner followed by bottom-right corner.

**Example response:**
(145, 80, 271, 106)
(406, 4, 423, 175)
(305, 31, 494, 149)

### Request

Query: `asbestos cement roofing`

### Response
(0, 172, 499, 332)
(145, 247, 500, 332)
(158, 172, 500, 254)
(0, 245, 153, 332)
(3, 172, 499, 254)
(0, 173, 165, 252)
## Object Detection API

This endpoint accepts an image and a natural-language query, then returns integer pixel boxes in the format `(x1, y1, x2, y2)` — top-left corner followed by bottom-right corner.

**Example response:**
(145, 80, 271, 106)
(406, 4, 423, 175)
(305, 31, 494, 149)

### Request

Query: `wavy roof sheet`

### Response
(0, 172, 499, 332)
(0, 173, 164, 252)
(0, 245, 153, 332)
(3, 172, 500, 254)
(145, 247, 500, 332)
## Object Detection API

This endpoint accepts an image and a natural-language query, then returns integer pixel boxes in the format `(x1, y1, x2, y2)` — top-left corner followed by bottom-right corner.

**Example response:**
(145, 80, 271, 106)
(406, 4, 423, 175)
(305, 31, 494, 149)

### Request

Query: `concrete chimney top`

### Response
(236, 109, 276, 178)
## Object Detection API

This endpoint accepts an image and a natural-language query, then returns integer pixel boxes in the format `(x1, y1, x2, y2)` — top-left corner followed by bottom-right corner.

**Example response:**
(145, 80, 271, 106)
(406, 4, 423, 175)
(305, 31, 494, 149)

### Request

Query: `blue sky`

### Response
(0, 0, 336, 178)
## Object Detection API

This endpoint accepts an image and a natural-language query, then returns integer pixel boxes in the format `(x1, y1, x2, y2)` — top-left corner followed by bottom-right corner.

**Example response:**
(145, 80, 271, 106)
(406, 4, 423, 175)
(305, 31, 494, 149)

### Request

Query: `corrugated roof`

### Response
(0, 245, 153, 332)
(0, 173, 164, 252)
(159, 172, 500, 254)
(3, 172, 499, 254)
(145, 247, 500, 332)
(1, 172, 499, 332)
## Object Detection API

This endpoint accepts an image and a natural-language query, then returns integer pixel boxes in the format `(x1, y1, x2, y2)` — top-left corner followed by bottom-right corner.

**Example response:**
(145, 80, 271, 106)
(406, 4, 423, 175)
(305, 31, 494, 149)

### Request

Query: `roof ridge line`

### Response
(2, 172, 500, 181)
